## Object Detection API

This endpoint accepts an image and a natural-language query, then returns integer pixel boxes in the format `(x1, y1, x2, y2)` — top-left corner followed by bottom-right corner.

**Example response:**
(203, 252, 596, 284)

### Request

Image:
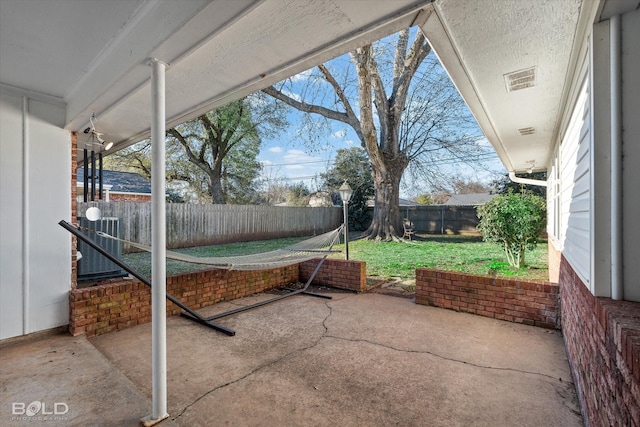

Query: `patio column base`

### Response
(140, 413, 169, 426)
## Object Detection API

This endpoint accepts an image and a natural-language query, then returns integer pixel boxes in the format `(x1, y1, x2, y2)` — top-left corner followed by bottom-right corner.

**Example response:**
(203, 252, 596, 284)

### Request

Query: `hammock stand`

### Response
(59, 220, 341, 336)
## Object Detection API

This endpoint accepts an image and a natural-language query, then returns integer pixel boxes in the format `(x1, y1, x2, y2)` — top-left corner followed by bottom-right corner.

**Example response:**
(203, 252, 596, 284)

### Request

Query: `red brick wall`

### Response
(108, 193, 151, 202)
(69, 265, 298, 337)
(300, 258, 367, 293)
(415, 269, 559, 329)
(71, 132, 78, 290)
(560, 255, 640, 426)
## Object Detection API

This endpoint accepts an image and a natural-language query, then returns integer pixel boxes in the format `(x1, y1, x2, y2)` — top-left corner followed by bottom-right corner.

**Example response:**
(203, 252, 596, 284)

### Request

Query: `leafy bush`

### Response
(476, 191, 546, 268)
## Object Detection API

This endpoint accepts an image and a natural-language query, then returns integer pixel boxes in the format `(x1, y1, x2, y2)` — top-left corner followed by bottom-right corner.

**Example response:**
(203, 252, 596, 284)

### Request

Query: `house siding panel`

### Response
(621, 9, 640, 302)
(0, 91, 25, 339)
(0, 90, 71, 340)
(559, 77, 591, 285)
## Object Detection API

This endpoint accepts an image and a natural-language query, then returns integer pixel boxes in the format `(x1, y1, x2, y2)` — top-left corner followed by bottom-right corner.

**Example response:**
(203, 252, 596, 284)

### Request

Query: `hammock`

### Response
(95, 225, 344, 271)
(59, 220, 344, 336)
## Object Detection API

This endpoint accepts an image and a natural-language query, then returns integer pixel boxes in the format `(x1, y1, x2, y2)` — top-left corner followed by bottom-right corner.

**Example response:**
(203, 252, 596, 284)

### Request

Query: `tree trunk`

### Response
(209, 163, 225, 204)
(361, 154, 407, 241)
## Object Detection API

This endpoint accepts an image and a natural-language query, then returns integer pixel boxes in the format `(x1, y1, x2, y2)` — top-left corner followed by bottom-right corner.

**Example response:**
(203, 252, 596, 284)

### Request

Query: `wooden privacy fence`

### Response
(390, 205, 480, 235)
(78, 202, 342, 250)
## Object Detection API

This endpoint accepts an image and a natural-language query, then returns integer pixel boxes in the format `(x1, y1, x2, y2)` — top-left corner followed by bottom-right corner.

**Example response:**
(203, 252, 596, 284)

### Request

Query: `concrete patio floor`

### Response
(1, 288, 583, 426)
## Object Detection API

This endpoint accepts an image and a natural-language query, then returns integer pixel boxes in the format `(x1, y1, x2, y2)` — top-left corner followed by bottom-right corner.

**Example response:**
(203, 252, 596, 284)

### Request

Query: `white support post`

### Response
(142, 58, 169, 426)
(22, 96, 30, 335)
(610, 15, 623, 301)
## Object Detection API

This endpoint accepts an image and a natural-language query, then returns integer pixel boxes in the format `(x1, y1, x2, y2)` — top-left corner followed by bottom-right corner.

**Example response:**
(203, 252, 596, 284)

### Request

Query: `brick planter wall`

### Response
(300, 258, 367, 293)
(560, 255, 640, 426)
(69, 265, 298, 337)
(69, 258, 364, 337)
(415, 269, 559, 329)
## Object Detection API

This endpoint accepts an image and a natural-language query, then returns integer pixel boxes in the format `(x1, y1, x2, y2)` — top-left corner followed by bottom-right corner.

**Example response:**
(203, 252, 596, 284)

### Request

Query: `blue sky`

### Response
(258, 125, 359, 191)
(256, 85, 507, 198)
(255, 30, 508, 198)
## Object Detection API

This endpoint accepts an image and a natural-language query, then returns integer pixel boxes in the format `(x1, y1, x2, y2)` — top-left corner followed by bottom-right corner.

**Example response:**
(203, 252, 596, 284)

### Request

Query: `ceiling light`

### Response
(84, 114, 113, 151)
(526, 160, 535, 174)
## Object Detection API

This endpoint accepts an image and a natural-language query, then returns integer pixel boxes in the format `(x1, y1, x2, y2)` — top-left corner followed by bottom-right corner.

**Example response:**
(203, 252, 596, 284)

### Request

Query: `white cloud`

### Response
(289, 68, 314, 82)
(331, 130, 346, 139)
(344, 139, 356, 146)
(281, 89, 302, 102)
(260, 159, 274, 166)
(283, 149, 322, 169)
(269, 146, 284, 153)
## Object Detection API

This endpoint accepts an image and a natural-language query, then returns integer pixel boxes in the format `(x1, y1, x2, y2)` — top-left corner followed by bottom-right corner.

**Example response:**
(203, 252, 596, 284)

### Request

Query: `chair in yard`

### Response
(403, 218, 415, 240)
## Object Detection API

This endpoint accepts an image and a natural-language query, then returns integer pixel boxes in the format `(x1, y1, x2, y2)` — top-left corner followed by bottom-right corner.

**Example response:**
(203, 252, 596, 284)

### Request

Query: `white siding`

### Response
(0, 89, 71, 340)
(558, 78, 591, 284)
(621, 9, 640, 301)
(0, 91, 25, 339)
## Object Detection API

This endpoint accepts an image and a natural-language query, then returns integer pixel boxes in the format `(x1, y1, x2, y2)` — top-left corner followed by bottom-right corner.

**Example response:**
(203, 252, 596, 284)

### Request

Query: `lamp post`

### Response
(338, 181, 353, 260)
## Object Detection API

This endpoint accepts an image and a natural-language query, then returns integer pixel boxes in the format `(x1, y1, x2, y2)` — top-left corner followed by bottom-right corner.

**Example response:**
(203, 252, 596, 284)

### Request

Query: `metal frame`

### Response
(60, 220, 234, 335)
(191, 250, 333, 324)
(59, 220, 334, 335)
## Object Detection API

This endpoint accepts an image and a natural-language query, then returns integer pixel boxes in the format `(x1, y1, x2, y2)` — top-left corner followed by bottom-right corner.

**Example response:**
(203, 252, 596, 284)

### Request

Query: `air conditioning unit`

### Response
(77, 217, 127, 282)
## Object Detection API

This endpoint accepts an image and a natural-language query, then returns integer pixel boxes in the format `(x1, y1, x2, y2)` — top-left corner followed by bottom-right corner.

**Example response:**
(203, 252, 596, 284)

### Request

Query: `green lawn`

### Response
(122, 234, 548, 281)
(331, 234, 548, 281)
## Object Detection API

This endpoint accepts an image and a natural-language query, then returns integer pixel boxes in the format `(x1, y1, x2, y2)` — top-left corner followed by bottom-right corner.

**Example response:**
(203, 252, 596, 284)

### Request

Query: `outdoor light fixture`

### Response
(84, 114, 113, 151)
(339, 181, 353, 203)
(338, 181, 353, 260)
(526, 160, 535, 174)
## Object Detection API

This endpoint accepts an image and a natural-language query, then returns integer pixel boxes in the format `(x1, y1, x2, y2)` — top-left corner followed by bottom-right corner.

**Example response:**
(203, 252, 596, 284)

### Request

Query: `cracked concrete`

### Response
(1, 289, 583, 426)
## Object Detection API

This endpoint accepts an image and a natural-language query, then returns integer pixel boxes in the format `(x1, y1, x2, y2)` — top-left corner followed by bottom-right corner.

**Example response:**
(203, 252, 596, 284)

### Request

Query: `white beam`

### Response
(65, 0, 211, 130)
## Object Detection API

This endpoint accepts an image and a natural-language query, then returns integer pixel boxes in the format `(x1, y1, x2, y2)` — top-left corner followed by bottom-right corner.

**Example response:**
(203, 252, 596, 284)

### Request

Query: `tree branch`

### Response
(262, 85, 364, 142)
(316, 64, 361, 129)
(392, 31, 431, 121)
(167, 127, 213, 175)
(352, 45, 384, 170)
(199, 114, 219, 160)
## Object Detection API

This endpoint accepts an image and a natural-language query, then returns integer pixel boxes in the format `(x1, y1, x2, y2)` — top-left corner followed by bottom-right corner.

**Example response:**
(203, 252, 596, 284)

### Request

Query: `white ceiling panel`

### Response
(0, 0, 146, 99)
(423, 0, 582, 172)
(1, 0, 430, 154)
(3, 0, 613, 175)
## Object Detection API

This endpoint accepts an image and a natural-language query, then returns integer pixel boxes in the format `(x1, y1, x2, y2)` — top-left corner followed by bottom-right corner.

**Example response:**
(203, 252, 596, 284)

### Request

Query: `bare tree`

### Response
(106, 94, 287, 204)
(263, 28, 486, 240)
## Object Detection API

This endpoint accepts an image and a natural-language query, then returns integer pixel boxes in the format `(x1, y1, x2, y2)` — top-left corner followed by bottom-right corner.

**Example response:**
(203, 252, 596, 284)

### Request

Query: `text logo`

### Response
(11, 401, 69, 421)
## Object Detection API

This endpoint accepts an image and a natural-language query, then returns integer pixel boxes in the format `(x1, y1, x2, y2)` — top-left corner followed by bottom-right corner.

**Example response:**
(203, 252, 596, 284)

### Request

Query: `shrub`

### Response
(476, 191, 546, 268)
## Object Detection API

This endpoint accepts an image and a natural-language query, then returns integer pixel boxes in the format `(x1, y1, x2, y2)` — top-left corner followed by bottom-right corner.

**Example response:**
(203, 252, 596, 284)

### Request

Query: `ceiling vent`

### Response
(517, 127, 535, 136)
(505, 67, 536, 92)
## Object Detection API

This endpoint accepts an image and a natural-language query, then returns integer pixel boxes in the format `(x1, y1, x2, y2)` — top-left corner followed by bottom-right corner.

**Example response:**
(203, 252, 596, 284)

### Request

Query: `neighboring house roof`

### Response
(443, 193, 496, 206)
(367, 198, 422, 207)
(400, 198, 421, 207)
(77, 168, 151, 194)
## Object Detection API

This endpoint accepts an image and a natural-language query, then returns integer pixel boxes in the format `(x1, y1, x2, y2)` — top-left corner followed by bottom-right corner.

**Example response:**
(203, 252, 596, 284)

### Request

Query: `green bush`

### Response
(477, 191, 546, 268)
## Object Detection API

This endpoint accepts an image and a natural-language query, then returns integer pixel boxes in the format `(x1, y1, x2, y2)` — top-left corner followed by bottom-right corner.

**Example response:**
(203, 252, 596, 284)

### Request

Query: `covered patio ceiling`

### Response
(0, 0, 599, 174)
(421, 0, 586, 173)
(0, 0, 432, 152)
